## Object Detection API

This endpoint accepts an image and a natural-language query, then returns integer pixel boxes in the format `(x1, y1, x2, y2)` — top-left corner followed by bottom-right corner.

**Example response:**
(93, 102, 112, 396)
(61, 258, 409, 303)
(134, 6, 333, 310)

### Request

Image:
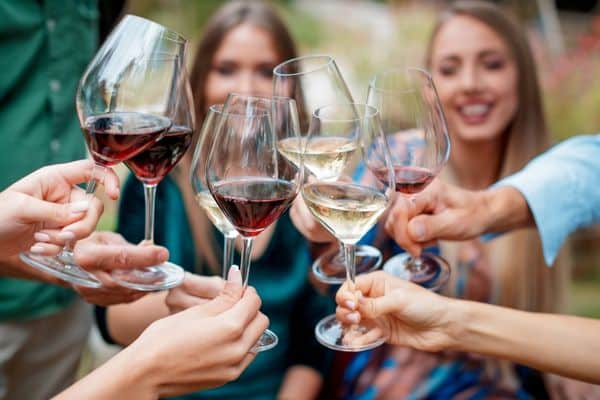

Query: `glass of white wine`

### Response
(190, 105, 238, 278)
(273, 55, 383, 284)
(303, 103, 395, 352)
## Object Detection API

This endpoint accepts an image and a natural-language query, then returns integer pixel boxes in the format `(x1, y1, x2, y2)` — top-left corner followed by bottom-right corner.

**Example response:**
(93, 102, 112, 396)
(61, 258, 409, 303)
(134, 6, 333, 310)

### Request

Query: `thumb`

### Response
(20, 196, 89, 226)
(358, 294, 400, 320)
(195, 265, 243, 317)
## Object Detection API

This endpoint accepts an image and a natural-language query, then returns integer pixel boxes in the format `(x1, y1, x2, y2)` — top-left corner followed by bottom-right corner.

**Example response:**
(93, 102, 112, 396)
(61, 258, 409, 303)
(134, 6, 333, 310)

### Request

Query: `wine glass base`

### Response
(383, 253, 450, 291)
(111, 262, 185, 291)
(314, 314, 386, 352)
(19, 252, 102, 288)
(251, 329, 278, 353)
(312, 245, 382, 284)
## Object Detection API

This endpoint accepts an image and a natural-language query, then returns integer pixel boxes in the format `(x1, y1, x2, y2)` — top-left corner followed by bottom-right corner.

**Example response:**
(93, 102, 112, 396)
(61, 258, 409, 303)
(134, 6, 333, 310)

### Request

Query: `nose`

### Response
(459, 64, 482, 92)
(236, 71, 256, 95)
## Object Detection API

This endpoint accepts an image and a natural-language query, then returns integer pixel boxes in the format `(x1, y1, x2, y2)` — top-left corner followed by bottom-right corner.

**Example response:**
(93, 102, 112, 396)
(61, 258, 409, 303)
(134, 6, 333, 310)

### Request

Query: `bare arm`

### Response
(278, 365, 323, 400)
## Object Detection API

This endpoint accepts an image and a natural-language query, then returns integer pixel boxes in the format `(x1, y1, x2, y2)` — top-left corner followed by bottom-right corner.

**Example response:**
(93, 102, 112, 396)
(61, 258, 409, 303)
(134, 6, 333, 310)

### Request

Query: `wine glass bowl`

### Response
(367, 67, 451, 291)
(273, 55, 383, 284)
(303, 103, 394, 352)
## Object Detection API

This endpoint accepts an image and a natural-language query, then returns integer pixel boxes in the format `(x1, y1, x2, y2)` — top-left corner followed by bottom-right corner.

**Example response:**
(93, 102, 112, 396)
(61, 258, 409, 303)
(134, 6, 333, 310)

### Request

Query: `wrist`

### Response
(443, 298, 475, 352)
(113, 343, 160, 399)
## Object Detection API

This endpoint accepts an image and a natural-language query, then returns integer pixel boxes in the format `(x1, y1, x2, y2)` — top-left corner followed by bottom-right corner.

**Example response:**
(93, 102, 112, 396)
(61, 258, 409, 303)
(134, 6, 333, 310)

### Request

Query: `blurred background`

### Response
(98, 0, 600, 318)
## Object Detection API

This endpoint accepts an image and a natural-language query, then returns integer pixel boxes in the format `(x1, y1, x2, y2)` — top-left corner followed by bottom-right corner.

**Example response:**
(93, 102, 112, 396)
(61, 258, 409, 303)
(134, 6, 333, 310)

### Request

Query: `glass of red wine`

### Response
(19, 16, 187, 288)
(110, 69, 194, 291)
(273, 55, 382, 284)
(304, 103, 395, 351)
(190, 105, 239, 279)
(206, 94, 302, 352)
(366, 67, 451, 290)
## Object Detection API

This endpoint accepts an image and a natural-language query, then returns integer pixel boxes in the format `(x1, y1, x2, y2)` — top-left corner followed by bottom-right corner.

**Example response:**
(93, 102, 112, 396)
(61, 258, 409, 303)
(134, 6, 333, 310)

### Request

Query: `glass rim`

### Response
(313, 103, 379, 122)
(222, 93, 271, 118)
(273, 55, 336, 77)
(368, 66, 433, 93)
(122, 14, 187, 44)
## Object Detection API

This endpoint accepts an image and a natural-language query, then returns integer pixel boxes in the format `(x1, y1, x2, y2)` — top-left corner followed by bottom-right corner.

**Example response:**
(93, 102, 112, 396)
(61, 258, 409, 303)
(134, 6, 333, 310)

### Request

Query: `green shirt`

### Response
(0, 0, 98, 321)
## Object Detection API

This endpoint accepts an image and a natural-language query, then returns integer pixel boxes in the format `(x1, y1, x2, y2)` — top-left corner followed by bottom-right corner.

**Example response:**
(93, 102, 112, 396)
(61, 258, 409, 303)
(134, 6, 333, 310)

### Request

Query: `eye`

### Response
(257, 65, 274, 79)
(438, 64, 457, 77)
(484, 59, 505, 70)
(214, 63, 236, 76)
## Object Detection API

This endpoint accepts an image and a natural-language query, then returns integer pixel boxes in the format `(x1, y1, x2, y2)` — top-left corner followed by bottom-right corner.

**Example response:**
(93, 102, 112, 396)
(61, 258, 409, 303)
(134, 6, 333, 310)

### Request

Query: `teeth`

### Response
(461, 104, 489, 116)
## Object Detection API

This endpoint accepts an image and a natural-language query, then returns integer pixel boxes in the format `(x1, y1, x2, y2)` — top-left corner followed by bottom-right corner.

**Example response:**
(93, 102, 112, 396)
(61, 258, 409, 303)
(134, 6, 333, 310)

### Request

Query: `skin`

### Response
(334, 271, 600, 384)
(54, 267, 269, 400)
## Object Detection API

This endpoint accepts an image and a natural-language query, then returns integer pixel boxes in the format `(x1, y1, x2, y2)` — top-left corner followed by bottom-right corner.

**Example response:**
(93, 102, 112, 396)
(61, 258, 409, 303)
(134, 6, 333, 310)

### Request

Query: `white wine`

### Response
(195, 191, 237, 236)
(302, 182, 387, 244)
(277, 136, 357, 180)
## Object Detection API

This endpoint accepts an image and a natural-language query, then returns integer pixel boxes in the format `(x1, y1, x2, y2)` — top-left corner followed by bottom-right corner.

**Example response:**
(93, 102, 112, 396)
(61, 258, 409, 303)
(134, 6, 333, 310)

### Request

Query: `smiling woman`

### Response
(339, 1, 576, 399)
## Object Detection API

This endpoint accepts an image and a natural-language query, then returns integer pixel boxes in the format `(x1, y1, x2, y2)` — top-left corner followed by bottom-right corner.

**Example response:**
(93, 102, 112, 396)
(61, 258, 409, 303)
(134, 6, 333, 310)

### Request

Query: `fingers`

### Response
(18, 195, 89, 227)
(357, 293, 401, 320)
(51, 160, 121, 200)
(384, 196, 422, 256)
(58, 195, 104, 239)
(289, 197, 335, 243)
(179, 274, 224, 299)
(407, 211, 459, 243)
(73, 234, 170, 271)
(73, 271, 147, 306)
(193, 266, 245, 317)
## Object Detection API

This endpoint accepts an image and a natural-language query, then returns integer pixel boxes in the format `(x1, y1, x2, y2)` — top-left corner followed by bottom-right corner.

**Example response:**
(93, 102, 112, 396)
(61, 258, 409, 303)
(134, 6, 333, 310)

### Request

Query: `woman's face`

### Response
(204, 23, 280, 106)
(430, 16, 518, 143)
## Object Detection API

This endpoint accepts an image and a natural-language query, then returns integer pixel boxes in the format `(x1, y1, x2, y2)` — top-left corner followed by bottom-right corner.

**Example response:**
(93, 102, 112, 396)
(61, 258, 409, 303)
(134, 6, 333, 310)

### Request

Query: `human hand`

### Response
(165, 273, 224, 314)
(384, 179, 491, 256)
(289, 196, 336, 243)
(72, 231, 170, 306)
(0, 160, 120, 256)
(335, 271, 457, 352)
(129, 266, 268, 396)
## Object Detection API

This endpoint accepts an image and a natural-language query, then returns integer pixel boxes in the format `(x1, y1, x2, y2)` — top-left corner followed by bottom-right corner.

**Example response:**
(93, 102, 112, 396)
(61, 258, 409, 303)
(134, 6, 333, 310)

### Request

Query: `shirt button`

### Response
(47, 19, 56, 32)
(50, 139, 61, 152)
(49, 79, 61, 92)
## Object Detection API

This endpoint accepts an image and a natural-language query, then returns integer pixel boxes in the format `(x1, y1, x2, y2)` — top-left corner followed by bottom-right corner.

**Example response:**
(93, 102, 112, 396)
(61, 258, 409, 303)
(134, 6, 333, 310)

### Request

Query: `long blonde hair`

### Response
(426, 0, 569, 314)
(173, 1, 299, 274)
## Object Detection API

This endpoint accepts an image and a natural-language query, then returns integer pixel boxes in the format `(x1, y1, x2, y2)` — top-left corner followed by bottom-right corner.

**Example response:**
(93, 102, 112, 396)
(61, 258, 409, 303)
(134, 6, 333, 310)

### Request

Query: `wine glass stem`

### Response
(240, 237, 253, 289)
(143, 183, 158, 244)
(60, 163, 105, 262)
(408, 256, 425, 272)
(222, 234, 236, 279)
(342, 242, 356, 289)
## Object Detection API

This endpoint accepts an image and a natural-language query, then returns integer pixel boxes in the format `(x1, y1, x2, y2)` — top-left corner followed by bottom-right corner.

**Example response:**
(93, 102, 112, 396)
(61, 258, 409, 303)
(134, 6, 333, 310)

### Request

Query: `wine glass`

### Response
(366, 67, 451, 290)
(111, 69, 194, 291)
(19, 16, 187, 288)
(273, 55, 382, 284)
(190, 104, 239, 278)
(206, 94, 302, 352)
(304, 103, 395, 351)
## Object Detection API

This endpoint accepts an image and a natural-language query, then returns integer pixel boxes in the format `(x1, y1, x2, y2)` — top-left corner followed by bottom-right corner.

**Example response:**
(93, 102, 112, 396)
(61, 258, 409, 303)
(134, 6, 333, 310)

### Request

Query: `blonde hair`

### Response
(427, 0, 570, 314)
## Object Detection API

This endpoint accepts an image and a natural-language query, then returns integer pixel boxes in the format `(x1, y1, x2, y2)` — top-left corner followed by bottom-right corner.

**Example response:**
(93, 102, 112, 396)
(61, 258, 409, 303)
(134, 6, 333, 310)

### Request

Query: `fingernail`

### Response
(157, 248, 169, 262)
(69, 201, 89, 214)
(34, 232, 51, 242)
(227, 265, 242, 285)
(410, 221, 425, 240)
(347, 312, 360, 323)
(58, 231, 76, 240)
(345, 300, 356, 310)
(30, 245, 45, 254)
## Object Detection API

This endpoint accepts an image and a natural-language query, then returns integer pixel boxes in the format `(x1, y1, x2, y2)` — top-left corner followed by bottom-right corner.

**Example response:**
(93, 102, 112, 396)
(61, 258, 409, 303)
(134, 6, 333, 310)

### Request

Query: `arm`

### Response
(335, 271, 600, 384)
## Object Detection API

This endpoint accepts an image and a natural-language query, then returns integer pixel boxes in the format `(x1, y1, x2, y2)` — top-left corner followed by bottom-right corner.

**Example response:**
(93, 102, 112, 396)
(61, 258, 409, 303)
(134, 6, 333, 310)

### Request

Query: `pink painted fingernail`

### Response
(347, 312, 360, 323)
(69, 201, 89, 214)
(30, 245, 45, 254)
(345, 300, 356, 310)
(34, 232, 51, 242)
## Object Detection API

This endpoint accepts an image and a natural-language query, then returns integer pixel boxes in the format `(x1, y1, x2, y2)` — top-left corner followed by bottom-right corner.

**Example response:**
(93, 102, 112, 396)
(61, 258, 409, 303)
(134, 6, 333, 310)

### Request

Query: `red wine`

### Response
(125, 125, 193, 184)
(211, 177, 297, 237)
(372, 165, 434, 194)
(82, 112, 171, 166)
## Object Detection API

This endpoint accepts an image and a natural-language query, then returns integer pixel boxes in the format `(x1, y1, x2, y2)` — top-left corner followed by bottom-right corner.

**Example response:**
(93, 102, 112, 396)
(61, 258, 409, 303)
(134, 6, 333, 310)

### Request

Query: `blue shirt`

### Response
(497, 134, 600, 265)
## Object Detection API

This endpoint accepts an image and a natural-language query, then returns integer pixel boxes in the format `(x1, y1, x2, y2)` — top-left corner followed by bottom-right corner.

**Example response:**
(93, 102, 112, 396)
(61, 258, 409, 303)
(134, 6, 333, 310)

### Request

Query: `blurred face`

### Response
(430, 16, 518, 142)
(204, 23, 280, 106)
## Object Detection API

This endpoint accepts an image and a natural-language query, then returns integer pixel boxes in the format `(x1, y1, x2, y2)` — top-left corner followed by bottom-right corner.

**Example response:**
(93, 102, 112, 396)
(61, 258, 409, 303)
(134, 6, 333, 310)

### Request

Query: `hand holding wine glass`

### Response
(367, 67, 451, 291)
(303, 103, 395, 352)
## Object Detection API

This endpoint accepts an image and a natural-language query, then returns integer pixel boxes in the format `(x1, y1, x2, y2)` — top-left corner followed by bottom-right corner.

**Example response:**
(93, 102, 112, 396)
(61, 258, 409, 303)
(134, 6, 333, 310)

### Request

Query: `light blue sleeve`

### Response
(495, 134, 600, 265)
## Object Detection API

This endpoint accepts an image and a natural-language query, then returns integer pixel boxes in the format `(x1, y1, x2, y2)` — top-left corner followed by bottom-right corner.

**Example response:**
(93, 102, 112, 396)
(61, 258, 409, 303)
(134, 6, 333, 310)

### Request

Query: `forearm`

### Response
(277, 365, 323, 400)
(54, 345, 157, 400)
(107, 292, 169, 345)
(481, 186, 533, 234)
(449, 299, 600, 383)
